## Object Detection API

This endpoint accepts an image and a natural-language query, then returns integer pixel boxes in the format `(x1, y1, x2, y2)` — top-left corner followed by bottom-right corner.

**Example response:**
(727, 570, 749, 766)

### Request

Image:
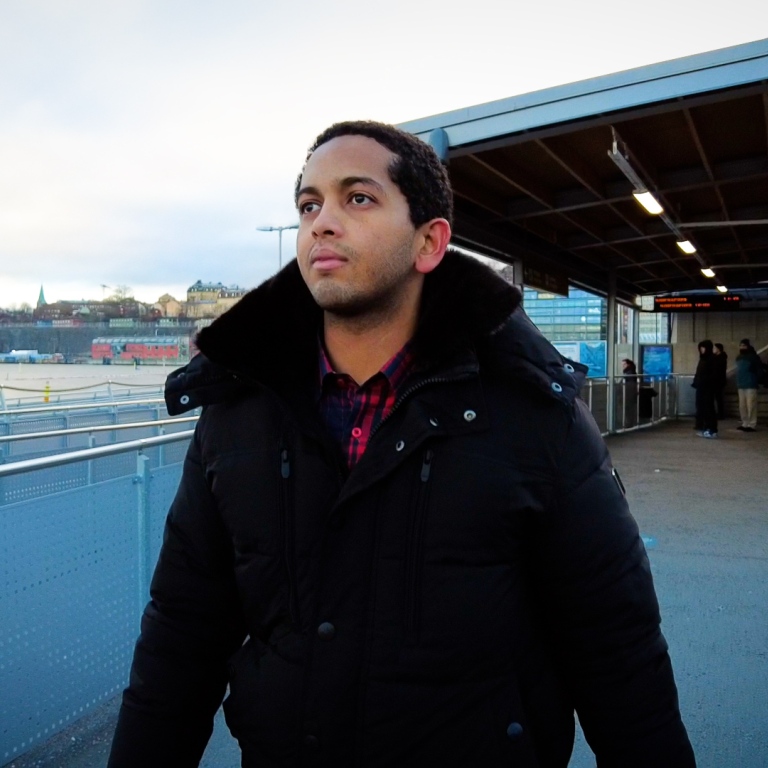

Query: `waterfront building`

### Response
(184, 281, 248, 319)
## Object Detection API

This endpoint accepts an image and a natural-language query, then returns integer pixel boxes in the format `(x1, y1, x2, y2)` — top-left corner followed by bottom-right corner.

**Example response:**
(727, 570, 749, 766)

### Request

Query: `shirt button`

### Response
(304, 734, 319, 748)
(317, 622, 336, 640)
(351, 427, 362, 439)
(506, 722, 524, 741)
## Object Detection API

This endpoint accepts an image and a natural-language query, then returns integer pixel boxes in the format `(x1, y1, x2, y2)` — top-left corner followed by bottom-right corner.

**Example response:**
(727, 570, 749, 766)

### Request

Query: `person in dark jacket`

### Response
(692, 339, 718, 438)
(108, 121, 695, 768)
(713, 343, 728, 418)
(735, 338, 762, 431)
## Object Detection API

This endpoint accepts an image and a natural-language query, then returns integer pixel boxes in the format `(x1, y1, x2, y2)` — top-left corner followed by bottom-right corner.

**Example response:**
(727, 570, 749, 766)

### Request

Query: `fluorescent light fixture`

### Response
(716, 285, 728, 293)
(676, 240, 696, 254)
(700, 268, 716, 278)
(633, 191, 663, 215)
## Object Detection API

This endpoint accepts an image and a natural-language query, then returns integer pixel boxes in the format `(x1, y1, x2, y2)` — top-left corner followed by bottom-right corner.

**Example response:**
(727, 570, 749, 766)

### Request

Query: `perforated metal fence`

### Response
(0, 433, 193, 764)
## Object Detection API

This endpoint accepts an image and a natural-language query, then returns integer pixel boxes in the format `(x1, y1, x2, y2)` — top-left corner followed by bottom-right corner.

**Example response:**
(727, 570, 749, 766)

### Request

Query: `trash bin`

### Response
(638, 386, 657, 418)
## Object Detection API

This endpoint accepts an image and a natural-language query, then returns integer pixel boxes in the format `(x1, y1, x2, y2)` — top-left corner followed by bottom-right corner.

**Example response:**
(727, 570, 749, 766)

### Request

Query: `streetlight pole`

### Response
(256, 224, 299, 271)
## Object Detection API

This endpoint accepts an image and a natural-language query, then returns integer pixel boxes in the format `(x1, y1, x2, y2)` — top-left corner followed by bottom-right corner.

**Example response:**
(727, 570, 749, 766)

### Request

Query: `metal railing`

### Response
(0, 416, 198, 445)
(0, 398, 184, 464)
(581, 374, 683, 435)
(0, 431, 194, 763)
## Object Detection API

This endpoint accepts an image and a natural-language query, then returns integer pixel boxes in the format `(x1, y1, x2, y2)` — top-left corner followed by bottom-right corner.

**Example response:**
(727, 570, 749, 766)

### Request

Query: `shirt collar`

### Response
(318, 338, 415, 390)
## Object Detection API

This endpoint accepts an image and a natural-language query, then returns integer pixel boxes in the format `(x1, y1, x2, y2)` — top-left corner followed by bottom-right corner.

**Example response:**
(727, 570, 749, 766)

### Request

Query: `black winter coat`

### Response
(109, 252, 695, 768)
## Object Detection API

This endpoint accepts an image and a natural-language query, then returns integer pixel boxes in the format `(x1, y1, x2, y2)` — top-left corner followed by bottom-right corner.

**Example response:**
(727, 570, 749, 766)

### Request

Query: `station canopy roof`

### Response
(399, 39, 768, 304)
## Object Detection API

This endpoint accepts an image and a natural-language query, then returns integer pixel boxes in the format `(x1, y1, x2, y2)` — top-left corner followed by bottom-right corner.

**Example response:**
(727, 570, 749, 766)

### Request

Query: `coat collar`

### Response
(166, 249, 586, 414)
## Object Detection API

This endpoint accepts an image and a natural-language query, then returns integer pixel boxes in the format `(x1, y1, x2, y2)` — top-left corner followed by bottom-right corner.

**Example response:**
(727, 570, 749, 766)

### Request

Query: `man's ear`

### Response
(414, 218, 452, 275)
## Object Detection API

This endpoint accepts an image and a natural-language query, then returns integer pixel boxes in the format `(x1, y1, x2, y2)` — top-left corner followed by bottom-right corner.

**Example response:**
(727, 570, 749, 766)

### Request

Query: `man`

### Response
(735, 338, 762, 432)
(692, 339, 718, 438)
(712, 343, 728, 418)
(108, 121, 695, 767)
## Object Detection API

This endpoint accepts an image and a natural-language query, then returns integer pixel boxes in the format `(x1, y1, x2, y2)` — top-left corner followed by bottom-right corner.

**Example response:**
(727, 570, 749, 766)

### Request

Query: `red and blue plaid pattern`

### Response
(318, 341, 414, 469)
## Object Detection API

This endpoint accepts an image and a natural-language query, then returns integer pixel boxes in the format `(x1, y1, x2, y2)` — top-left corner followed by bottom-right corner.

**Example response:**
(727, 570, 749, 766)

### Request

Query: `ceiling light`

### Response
(633, 191, 664, 215)
(700, 268, 715, 278)
(716, 285, 728, 293)
(677, 240, 696, 254)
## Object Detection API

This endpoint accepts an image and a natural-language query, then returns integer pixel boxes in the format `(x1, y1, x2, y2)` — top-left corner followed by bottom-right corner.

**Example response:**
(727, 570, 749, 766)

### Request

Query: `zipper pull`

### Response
(420, 449, 434, 482)
(281, 449, 291, 479)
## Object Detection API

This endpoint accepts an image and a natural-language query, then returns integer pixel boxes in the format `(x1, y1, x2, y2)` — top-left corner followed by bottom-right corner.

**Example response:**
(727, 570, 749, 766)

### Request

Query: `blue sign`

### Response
(642, 345, 672, 376)
(579, 341, 607, 378)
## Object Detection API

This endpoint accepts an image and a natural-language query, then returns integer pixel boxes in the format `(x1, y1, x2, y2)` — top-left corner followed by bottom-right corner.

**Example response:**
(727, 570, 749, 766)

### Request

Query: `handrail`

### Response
(0, 397, 166, 418)
(0, 430, 195, 478)
(0, 416, 199, 443)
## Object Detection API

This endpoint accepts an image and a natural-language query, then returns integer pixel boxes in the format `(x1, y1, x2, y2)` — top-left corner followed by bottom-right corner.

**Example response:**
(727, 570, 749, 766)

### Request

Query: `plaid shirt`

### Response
(318, 341, 415, 469)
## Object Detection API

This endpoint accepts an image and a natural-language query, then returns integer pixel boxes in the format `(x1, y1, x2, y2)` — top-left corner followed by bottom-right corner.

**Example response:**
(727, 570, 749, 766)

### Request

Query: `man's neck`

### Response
(323, 301, 420, 385)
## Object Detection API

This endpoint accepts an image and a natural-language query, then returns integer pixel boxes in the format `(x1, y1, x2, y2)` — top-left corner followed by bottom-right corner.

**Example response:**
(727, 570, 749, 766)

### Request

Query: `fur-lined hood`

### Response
(166, 249, 585, 414)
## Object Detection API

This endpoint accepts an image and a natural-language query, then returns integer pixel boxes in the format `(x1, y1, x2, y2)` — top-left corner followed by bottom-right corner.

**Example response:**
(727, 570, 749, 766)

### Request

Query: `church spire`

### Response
(37, 285, 47, 307)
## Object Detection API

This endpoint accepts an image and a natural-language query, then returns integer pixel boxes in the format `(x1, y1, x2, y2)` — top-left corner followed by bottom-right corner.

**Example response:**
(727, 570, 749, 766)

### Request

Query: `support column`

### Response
(606, 271, 617, 433)
(632, 306, 641, 368)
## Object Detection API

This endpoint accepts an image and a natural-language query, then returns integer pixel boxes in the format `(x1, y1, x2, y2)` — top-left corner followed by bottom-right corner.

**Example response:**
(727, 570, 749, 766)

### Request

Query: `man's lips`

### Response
(310, 249, 347, 270)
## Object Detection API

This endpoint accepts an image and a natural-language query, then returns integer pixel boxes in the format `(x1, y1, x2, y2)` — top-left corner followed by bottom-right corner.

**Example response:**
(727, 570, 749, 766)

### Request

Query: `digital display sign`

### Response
(652, 295, 742, 312)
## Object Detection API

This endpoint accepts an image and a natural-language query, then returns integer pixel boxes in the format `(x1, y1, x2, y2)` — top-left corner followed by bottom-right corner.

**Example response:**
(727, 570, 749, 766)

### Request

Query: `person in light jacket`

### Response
(735, 338, 762, 432)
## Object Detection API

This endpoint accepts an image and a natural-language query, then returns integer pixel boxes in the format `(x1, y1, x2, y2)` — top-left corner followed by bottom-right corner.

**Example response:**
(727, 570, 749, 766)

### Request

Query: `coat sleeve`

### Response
(537, 398, 695, 767)
(108, 425, 246, 767)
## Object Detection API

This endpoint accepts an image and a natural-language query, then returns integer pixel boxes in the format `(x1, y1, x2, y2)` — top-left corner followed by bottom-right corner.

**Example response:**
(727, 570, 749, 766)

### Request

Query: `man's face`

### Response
(295, 135, 422, 317)
(740, 344, 748, 352)
(713, 347, 721, 355)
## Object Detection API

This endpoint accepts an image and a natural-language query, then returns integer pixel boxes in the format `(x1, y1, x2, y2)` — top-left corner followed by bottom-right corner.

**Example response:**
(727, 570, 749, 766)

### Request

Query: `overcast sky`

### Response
(0, 0, 763, 308)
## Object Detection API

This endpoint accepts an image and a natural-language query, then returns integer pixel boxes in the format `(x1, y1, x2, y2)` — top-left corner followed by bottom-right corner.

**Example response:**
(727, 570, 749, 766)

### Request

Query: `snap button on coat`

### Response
(551, 382, 563, 393)
(317, 622, 336, 640)
(463, 409, 476, 421)
(506, 722, 524, 741)
(303, 734, 319, 748)
(395, 440, 405, 451)
(179, 394, 190, 405)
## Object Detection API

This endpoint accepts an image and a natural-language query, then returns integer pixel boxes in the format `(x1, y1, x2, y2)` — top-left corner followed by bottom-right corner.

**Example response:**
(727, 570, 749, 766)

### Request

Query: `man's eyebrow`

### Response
(296, 176, 385, 199)
(338, 176, 385, 193)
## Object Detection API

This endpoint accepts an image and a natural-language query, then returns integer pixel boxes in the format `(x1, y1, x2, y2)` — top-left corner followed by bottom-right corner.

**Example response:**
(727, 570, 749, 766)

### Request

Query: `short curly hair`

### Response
(295, 120, 453, 228)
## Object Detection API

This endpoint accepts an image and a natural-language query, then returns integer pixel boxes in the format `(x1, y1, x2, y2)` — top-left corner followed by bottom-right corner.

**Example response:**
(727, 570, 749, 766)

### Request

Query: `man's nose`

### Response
(311, 201, 342, 238)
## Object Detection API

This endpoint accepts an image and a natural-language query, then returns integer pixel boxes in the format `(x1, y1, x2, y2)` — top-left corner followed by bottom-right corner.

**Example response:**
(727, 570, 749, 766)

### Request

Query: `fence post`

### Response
(158, 424, 166, 466)
(135, 452, 151, 620)
(0, 385, 5, 410)
(86, 433, 96, 484)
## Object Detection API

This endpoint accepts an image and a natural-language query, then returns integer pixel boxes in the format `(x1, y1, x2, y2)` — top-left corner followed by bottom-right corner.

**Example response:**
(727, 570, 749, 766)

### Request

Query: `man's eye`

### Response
(350, 193, 372, 205)
(299, 201, 320, 215)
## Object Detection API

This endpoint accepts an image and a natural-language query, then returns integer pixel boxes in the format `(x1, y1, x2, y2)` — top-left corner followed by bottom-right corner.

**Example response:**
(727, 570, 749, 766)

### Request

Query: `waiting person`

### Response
(108, 121, 695, 768)
(692, 339, 718, 438)
(735, 338, 762, 432)
(620, 358, 638, 427)
(713, 343, 728, 418)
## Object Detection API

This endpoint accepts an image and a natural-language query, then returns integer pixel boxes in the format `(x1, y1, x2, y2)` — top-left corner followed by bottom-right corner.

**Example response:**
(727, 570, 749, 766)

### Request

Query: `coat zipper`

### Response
(280, 448, 301, 628)
(369, 372, 473, 443)
(405, 449, 434, 643)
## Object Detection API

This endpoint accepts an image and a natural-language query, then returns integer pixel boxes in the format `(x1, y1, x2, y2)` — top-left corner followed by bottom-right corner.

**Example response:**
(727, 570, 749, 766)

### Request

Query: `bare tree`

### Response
(107, 285, 134, 302)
